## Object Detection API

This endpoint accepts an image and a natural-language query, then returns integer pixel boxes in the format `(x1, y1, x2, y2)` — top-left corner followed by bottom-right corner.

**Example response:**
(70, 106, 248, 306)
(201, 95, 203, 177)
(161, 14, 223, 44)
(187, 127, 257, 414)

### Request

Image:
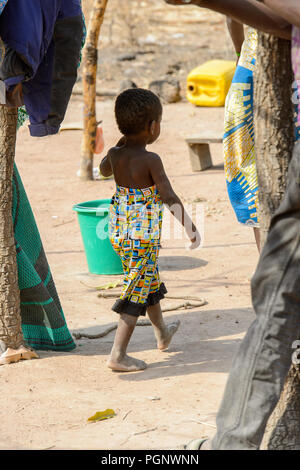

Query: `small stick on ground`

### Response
(134, 427, 157, 436)
(119, 427, 158, 446)
(122, 410, 132, 421)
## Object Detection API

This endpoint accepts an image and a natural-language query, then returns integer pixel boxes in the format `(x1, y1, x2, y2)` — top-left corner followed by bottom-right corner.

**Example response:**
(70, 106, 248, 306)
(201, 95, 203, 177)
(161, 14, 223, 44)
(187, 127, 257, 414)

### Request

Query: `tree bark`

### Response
(254, 32, 300, 450)
(263, 367, 300, 450)
(0, 106, 23, 351)
(254, 33, 295, 246)
(80, 0, 109, 180)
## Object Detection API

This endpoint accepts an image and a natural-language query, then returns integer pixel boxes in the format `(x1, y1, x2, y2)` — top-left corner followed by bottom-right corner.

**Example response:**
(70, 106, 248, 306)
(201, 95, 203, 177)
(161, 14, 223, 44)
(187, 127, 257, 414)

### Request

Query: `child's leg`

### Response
(147, 302, 180, 350)
(107, 313, 147, 372)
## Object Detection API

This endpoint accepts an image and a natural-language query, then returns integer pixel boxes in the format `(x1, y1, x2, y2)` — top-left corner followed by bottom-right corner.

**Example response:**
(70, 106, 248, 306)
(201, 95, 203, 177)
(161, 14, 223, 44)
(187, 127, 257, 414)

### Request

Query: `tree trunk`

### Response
(254, 32, 300, 450)
(263, 367, 300, 450)
(80, 0, 108, 180)
(0, 106, 23, 351)
(254, 33, 295, 246)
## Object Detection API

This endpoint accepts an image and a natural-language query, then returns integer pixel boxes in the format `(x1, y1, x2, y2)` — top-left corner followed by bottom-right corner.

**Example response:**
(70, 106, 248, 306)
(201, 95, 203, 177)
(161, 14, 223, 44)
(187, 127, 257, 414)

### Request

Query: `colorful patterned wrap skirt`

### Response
(224, 28, 300, 227)
(223, 28, 259, 227)
(109, 185, 167, 317)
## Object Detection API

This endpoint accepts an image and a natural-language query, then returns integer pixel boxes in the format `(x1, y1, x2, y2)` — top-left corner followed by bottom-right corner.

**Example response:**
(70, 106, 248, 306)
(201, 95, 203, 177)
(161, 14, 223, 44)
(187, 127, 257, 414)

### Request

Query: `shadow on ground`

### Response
(159, 255, 207, 271)
(38, 307, 253, 380)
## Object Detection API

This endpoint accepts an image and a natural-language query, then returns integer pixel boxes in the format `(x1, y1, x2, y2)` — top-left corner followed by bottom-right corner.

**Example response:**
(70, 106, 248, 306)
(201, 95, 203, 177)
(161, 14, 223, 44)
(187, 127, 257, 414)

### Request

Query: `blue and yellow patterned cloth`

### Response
(223, 28, 259, 227)
(109, 185, 167, 317)
(224, 28, 300, 227)
(0, 0, 7, 13)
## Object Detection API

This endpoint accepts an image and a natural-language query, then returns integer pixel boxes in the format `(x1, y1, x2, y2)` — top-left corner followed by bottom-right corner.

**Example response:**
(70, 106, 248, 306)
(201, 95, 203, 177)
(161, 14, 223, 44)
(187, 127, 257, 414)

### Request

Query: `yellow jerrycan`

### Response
(187, 60, 236, 107)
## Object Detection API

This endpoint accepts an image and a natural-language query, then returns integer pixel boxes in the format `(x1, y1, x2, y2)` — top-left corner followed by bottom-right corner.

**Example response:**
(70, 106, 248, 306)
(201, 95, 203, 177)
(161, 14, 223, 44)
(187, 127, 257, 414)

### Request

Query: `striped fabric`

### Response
(12, 164, 75, 351)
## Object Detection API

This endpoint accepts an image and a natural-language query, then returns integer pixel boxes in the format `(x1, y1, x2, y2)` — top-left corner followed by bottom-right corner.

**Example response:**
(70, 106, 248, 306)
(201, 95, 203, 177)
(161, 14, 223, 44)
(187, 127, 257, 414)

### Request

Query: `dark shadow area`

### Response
(38, 307, 253, 381)
(211, 163, 224, 171)
(159, 255, 207, 271)
(161, 242, 256, 250)
(203, 242, 256, 249)
(162, 266, 251, 291)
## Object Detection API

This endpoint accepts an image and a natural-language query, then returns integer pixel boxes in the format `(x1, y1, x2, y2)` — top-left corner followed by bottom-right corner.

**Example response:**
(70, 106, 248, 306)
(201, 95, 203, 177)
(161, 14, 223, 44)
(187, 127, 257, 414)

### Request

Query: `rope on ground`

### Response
(75, 281, 207, 340)
(73, 299, 207, 340)
(73, 319, 151, 340)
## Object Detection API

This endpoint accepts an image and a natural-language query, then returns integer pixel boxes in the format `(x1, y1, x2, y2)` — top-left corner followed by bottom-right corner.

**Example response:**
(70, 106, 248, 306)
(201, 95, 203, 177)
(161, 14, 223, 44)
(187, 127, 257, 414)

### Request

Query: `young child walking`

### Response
(100, 88, 201, 372)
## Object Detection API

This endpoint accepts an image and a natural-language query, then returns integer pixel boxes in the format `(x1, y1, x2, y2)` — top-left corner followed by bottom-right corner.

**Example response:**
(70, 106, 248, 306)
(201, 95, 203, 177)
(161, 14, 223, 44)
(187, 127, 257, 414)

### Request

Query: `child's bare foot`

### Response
(107, 353, 147, 372)
(156, 320, 180, 350)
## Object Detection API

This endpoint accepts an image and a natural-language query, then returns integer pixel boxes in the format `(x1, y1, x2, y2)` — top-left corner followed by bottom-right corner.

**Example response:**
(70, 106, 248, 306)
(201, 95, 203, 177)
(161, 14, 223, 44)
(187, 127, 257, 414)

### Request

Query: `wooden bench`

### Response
(185, 131, 223, 171)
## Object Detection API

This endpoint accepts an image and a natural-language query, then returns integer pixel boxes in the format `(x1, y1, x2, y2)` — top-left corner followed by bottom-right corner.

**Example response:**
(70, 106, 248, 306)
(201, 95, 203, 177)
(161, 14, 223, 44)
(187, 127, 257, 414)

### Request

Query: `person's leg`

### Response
(107, 313, 147, 372)
(147, 302, 180, 350)
(204, 142, 300, 450)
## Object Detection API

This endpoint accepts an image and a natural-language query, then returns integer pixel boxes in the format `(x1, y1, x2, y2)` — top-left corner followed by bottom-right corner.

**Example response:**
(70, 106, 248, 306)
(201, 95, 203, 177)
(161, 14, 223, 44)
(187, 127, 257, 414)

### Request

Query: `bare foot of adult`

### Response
(0, 345, 39, 366)
(156, 320, 180, 350)
(18, 346, 39, 361)
(107, 353, 147, 372)
(0, 348, 21, 365)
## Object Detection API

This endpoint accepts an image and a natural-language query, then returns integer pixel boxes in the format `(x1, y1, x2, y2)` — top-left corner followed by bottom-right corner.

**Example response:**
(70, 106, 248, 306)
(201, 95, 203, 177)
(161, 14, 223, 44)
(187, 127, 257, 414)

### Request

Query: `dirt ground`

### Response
(78, 0, 236, 96)
(0, 97, 258, 450)
(0, 4, 258, 451)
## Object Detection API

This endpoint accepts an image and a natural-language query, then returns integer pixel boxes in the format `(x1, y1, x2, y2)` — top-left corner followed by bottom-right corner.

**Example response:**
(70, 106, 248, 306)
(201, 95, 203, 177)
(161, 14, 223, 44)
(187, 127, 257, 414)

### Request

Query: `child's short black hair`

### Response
(115, 88, 162, 135)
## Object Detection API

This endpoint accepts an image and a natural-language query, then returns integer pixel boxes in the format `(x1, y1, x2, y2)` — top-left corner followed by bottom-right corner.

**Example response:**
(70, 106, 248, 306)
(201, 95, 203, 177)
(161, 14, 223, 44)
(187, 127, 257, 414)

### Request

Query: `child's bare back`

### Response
(108, 143, 157, 189)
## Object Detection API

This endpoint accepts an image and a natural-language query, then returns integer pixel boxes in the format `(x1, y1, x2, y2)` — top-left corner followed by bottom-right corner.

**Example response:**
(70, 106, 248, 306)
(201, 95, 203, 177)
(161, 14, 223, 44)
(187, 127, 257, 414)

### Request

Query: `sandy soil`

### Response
(78, 0, 236, 96)
(0, 5, 258, 451)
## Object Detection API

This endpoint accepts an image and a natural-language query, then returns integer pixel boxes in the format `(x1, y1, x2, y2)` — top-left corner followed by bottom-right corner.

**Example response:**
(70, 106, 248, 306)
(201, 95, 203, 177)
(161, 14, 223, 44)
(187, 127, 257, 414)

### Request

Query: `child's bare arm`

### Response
(149, 154, 201, 248)
(99, 150, 113, 177)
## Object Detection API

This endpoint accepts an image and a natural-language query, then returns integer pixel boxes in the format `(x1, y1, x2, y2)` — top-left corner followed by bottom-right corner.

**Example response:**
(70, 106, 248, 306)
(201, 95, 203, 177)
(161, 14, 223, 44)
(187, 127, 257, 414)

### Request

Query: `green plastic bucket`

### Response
(73, 199, 123, 275)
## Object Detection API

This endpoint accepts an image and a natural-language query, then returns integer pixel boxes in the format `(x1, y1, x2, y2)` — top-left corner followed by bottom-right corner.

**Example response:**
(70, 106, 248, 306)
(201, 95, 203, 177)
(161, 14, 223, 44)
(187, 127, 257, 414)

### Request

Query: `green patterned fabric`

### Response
(17, 106, 28, 129)
(12, 162, 75, 350)
(13, 84, 76, 351)
(7, 3, 87, 350)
